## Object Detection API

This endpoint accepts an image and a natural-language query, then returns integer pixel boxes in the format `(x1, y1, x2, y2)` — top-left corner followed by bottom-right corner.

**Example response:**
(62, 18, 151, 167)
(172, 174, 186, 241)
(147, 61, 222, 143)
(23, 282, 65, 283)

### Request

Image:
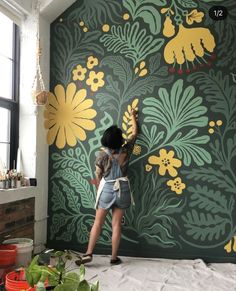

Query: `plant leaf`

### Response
(181, 210, 228, 241)
(89, 112, 113, 151)
(171, 129, 212, 166)
(182, 167, 236, 193)
(100, 22, 164, 66)
(143, 79, 208, 132)
(52, 169, 94, 209)
(177, 0, 197, 8)
(188, 185, 233, 214)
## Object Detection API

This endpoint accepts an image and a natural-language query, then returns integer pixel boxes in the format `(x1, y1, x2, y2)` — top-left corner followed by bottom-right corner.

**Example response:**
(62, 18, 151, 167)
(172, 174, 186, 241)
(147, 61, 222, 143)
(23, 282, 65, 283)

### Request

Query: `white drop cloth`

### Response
(69, 255, 236, 291)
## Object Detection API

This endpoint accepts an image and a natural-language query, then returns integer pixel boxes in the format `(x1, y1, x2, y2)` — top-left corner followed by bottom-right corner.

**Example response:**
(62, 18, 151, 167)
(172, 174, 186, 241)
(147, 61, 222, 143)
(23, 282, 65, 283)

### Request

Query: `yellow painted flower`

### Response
(86, 71, 105, 92)
(209, 121, 215, 127)
(123, 13, 130, 20)
(72, 65, 87, 81)
(186, 9, 204, 25)
(134, 61, 148, 77)
(79, 21, 84, 26)
(44, 83, 97, 149)
(145, 164, 152, 172)
(83, 27, 88, 32)
(148, 149, 182, 177)
(133, 145, 141, 155)
(224, 236, 236, 253)
(163, 17, 175, 38)
(102, 24, 110, 32)
(164, 25, 215, 65)
(167, 177, 186, 194)
(216, 120, 223, 126)
(87, 56, 99, 69)
(208, 128, 214, 134)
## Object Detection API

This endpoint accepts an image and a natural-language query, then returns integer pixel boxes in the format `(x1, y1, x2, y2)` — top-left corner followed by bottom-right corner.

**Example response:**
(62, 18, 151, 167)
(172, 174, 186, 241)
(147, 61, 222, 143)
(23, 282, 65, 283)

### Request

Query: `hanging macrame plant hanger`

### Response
(31, 1, 48, 105)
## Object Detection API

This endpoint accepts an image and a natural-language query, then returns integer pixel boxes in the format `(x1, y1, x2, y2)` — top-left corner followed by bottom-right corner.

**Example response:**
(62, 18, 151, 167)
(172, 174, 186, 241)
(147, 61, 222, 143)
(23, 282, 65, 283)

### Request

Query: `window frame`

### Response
(0, 22, 20, 170)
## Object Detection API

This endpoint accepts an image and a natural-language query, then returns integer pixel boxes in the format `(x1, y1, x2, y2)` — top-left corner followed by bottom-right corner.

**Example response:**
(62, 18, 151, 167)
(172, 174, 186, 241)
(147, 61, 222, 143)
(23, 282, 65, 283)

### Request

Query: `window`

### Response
(0, 11, 20, 170)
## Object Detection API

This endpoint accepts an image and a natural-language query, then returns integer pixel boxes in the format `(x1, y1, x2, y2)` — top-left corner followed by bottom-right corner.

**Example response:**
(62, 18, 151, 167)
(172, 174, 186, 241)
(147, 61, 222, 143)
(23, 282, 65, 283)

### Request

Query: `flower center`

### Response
(162, 158, 170, 167)
(93, 78, 99, 83)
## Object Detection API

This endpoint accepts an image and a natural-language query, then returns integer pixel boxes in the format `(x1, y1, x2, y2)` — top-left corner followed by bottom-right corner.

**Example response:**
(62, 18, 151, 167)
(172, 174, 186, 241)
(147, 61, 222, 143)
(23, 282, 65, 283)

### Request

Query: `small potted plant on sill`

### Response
(25, 250, 99, 291)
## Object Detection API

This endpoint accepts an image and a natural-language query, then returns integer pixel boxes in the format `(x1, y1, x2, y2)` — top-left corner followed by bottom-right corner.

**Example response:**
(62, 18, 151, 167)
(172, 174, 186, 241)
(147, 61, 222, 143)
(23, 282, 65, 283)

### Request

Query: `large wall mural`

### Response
(47, 0, 236, 262)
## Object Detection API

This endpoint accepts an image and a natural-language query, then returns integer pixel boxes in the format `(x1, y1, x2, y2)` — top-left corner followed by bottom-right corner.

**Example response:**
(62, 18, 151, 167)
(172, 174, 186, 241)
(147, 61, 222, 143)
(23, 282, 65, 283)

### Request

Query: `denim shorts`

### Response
(98, 181, 131, 210)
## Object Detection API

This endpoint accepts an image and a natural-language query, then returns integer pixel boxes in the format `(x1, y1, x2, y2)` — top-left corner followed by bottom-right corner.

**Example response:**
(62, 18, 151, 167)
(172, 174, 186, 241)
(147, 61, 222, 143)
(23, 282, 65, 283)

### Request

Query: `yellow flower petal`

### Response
(75, 108, 97, 119)
(65, 125, 77, 147)
(74, 99, 93, 113)
(73, 119, 96, 131)
(48, 92, 59, 109)
(54, 84, 65, 105)
(72, 89, 87, 107)
(139, 68, 148, 77)
(47, 124, 59, 145)
(66, 82, 76, 104)
(56, 126, 66, 149)
(167, 166, 178, 177)
(159, 164, 167, 176)
(148, 156, 161, 165)
(70, 124, 86, 141)
(224, 240, 232, 253)
(131, 99, 138, 108)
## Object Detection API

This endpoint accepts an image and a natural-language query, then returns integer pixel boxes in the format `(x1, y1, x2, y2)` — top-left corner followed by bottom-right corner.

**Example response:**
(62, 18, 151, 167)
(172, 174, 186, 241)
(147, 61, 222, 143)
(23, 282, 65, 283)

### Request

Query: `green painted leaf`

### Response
(143, 79, 208, 132)
(177, 0, 197, 8)
(188, 185, 233, 214)
(181, 210, 228, 241)
(123, 0, 166, 34)
(59, 181, 80, 212)
(182, 168, 236, 193)
(76, 218, 90, 244)
(136, 7, 161, 35)
(50, 213, 70, 239)
(200, 0, 224, 2)
(137, 125, 164, 151)
(57, 218, 76, 242)
(188, 70, 236, 121)
(227, 134, 236, 161)
(51, 181, 66, 211)
(100, 22, 164, 66)
(52, 169, 94, 209)
(101, 55, 132, 88)
(89, 112, 113, 151)
(171, 129, 212, 166)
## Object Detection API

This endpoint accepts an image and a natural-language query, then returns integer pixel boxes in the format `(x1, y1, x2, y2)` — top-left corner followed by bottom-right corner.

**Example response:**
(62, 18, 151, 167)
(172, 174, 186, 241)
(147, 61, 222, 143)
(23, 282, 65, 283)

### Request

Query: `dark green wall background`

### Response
(46, 0, 236, 262)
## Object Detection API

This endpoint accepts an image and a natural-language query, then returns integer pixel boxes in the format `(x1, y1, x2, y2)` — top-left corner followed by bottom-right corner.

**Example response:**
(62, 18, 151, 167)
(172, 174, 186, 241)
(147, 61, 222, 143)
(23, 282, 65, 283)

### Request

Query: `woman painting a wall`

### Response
(45, 0, 236, 262)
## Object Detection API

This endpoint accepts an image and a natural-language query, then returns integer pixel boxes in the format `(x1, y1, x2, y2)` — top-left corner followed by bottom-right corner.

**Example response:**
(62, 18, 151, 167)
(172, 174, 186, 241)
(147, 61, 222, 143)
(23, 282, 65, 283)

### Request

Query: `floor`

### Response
(68, 254, 236, 291)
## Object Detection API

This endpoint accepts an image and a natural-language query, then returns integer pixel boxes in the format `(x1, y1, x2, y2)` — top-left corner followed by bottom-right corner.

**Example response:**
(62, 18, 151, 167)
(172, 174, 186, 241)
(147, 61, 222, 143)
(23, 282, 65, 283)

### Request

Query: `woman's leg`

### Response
(111, 207, 124, 260)
(86, 208, 108, 254)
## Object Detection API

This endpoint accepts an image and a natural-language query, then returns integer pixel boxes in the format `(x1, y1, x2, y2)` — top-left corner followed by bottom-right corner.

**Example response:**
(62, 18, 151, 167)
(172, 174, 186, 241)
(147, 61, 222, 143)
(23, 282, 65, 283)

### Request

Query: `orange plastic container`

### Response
(5, 270, 36, 291)
(0, 245, 17, 267)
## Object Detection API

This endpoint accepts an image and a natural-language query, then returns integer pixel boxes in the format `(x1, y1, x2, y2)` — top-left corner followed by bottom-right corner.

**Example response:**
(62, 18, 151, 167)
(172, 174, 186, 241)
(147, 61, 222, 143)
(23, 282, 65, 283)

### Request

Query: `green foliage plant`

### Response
(25, 251, 99, 291)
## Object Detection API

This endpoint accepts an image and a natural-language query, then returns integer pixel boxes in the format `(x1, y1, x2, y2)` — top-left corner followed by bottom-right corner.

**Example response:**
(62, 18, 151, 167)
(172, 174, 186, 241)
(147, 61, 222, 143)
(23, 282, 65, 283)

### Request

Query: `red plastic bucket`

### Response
(5, 270, 36, 291)
(0, 244, 17, 267)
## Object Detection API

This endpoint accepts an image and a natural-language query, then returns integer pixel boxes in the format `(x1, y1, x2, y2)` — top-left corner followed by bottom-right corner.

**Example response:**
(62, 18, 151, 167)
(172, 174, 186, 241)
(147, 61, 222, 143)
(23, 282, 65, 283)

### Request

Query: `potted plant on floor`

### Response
(25, 250, 99, 291)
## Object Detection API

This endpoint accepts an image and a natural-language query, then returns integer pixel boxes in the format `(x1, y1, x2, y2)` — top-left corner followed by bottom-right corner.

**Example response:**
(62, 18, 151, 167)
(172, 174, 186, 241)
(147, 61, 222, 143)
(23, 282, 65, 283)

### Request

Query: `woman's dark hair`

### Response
(101, 125, 124, 149)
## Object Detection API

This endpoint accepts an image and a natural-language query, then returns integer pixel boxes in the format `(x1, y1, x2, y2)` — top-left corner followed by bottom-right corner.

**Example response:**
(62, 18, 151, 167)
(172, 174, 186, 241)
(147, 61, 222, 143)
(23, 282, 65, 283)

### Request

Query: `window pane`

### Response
(0, 107, 11, 142)
(0, 143, 10, 170)
(0, 55, 13, 99)
(0, 11, 13, 58)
